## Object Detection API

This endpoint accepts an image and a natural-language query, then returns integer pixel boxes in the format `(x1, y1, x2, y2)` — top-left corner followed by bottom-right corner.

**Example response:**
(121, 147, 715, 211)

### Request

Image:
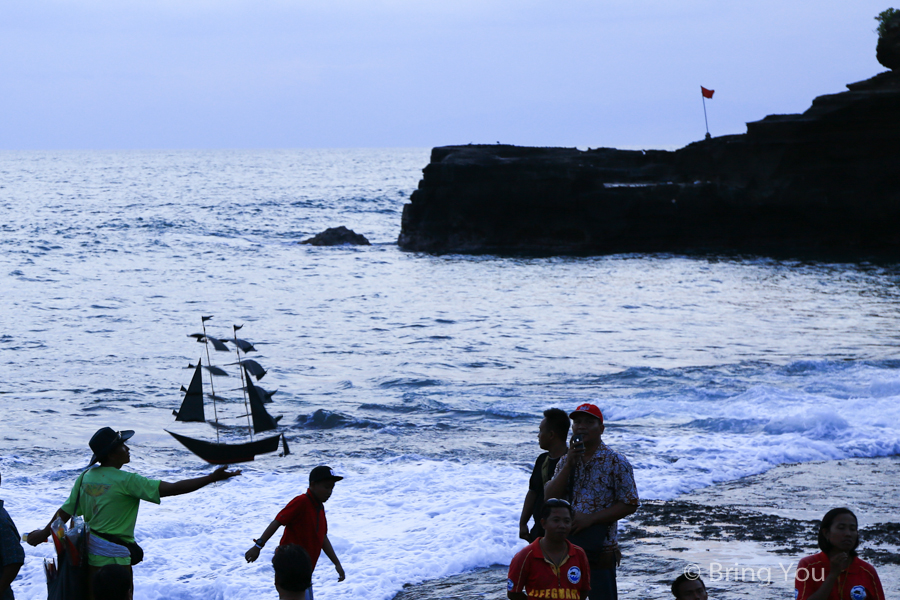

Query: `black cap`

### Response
(89, 427, 135, 465)
(309, 465, 343, 484)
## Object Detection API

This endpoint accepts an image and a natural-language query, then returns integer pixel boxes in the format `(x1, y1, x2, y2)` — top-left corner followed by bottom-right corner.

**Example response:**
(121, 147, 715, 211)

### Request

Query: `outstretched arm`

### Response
(26, 508, 72, 546)
(244, 519, 282, 563)
(322, 535, 345, 581)
(159, 466, 241, 497)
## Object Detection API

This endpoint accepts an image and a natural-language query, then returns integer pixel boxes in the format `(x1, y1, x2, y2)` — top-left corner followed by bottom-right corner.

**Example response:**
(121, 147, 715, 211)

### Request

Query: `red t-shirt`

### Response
(507, 539, 591, 599)
(795, 552, 885, 600)
(275, 490, 327, 569)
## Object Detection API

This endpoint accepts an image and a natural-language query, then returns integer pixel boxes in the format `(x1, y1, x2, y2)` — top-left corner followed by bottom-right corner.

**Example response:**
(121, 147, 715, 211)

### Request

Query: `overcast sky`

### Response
(0, 1, 890, 150)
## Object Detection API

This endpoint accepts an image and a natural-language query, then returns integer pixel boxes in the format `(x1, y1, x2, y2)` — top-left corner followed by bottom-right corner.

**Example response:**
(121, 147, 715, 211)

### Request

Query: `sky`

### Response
(0, 1, 891, 150)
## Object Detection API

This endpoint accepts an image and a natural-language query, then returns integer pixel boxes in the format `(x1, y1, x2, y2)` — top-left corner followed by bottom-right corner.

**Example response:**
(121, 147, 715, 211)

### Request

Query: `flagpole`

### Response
(702, 96, 710, 139)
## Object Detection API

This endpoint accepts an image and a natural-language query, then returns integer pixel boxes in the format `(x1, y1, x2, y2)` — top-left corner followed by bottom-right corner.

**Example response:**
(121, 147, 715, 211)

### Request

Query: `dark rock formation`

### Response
(398, 70, 900, 257)
(300, 226, 370, 246)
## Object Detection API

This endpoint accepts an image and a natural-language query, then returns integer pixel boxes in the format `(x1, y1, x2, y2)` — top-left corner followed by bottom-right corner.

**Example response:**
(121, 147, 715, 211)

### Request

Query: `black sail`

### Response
(241, 359, 267, 381)
(174, 360, 205, 422)
(247, 378, 278, 433)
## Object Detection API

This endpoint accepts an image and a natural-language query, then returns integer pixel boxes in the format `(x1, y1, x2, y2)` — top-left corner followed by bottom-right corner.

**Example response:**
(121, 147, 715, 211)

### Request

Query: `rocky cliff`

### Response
(398, 70, 900, 256)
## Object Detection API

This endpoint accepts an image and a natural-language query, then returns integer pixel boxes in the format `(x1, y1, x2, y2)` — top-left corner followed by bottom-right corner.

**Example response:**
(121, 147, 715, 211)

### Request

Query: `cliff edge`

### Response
(398, 70, 900, 256)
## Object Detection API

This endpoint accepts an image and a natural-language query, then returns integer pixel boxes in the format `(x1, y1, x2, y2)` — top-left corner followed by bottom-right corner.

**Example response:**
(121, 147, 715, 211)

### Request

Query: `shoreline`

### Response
(392, 456, 900, 600)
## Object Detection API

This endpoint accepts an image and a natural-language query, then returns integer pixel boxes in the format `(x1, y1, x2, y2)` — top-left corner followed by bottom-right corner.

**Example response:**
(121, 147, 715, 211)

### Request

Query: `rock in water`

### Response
(398, 69, 900, 257)
(300, 226, 370, 246)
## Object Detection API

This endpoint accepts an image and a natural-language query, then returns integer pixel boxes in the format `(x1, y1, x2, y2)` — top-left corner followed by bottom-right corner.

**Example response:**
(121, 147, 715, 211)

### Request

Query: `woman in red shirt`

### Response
(794, 508, 885, 600)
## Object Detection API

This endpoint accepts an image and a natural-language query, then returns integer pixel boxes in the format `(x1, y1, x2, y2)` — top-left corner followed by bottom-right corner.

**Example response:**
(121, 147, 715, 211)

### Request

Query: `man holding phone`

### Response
(544, 404, 639, 600)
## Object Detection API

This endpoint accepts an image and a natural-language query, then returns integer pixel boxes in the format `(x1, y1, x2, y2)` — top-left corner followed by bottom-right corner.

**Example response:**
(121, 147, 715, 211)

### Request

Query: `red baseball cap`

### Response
(569, 403, 603, 423)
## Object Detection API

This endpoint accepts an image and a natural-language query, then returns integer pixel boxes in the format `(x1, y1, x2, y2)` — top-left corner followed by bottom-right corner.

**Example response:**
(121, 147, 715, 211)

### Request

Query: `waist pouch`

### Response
(92, 532, 144, 565)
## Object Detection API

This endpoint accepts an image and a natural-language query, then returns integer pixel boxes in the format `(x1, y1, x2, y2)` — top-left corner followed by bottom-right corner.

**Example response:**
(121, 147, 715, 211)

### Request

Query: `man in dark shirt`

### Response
(1, 472, 25, 600)
(518, 408, 570, 542)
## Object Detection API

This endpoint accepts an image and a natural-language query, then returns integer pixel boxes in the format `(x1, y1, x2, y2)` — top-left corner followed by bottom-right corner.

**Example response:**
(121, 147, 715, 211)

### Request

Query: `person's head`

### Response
(817, 507, 859, 556)
(540, 498, 574, 543)
(308, 465, 343, 503)
(90, 428, 135, 467)
(671, 574, 707, 599)
(92, 564, 134, 600)
(273, 544, 313, 599)
(538, 408, 570, 450)
(569, 404, 604, 444)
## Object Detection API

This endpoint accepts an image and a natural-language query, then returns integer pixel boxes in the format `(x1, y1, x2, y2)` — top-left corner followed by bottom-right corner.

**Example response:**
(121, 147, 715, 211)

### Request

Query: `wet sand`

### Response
(392, 456, 900, 600)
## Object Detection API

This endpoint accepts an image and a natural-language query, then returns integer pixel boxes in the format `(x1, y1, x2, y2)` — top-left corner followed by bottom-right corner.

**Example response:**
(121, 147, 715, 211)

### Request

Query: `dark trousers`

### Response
(588, 567, 617, 600)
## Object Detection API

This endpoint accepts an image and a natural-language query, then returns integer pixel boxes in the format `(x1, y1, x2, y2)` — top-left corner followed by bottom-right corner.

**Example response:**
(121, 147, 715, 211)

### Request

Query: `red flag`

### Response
(701, 86, 714, 99)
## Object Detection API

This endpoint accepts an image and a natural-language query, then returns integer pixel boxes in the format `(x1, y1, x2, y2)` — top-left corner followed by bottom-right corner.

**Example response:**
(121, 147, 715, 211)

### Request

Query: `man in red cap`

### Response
(544, 404, 639, 600)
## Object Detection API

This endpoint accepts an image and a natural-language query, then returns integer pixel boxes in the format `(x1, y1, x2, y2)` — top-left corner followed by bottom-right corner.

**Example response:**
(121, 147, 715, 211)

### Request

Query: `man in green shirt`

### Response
(27, 427, 241, 597)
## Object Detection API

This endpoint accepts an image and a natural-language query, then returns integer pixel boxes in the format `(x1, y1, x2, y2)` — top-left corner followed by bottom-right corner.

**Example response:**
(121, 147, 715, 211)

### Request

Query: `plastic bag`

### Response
(46, 517, 88, 600)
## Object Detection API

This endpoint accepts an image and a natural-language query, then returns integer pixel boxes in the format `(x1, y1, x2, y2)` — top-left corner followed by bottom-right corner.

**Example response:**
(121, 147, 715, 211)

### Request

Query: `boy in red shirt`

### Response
(245, 466, 346, 599)
(508, 498, 591, 599)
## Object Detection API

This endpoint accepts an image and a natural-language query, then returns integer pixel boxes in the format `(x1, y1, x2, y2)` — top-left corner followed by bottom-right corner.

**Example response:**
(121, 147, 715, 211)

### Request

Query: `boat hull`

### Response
(166, 430, 282, 464)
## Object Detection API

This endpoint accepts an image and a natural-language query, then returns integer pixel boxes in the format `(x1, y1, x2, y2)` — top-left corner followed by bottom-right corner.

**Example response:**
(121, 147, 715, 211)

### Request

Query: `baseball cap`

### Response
(309, 465, 343, 484)
(569, 403, 603, 424)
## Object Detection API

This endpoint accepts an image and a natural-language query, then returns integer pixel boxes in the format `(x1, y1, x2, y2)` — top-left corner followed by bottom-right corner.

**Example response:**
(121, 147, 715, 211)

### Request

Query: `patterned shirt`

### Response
(1, 500, 25, 600)
(553, 441, 639, 550)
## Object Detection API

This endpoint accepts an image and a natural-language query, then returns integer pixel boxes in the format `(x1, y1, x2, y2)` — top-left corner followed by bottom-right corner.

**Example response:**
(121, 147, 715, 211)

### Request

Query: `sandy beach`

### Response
(393, 456, 900, 600)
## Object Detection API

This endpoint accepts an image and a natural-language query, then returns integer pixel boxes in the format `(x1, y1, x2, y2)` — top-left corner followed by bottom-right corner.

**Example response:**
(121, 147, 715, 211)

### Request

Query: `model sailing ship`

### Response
(167, 316, 290, 464)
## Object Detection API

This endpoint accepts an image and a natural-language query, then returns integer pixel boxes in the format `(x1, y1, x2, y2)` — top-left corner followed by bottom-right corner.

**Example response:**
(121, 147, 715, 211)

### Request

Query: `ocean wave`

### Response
(358, 402, 420, 413)
(762, 409, 850, 437)
(296, 408, 387, 429)
(377, 377, 444, 389)
(680, 417, 767, 434)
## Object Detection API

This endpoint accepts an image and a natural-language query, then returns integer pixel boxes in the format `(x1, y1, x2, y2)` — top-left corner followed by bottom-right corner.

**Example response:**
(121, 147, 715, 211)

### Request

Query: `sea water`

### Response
(2, 149, 900, 600)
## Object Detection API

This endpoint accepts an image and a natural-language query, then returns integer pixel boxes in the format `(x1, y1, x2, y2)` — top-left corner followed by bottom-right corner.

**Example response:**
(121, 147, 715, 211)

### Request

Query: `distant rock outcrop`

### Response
(300, 226, 370, 246)
(398, 70, 900, 256)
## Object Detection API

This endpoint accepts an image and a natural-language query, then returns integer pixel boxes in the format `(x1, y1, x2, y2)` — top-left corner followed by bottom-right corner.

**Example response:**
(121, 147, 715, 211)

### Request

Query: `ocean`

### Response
(2, 148, 900, 600)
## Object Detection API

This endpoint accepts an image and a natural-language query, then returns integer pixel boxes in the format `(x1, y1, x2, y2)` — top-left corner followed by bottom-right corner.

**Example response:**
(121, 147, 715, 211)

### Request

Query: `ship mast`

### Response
(233, 324, 254, 439)
(200, 316, 220, 444)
